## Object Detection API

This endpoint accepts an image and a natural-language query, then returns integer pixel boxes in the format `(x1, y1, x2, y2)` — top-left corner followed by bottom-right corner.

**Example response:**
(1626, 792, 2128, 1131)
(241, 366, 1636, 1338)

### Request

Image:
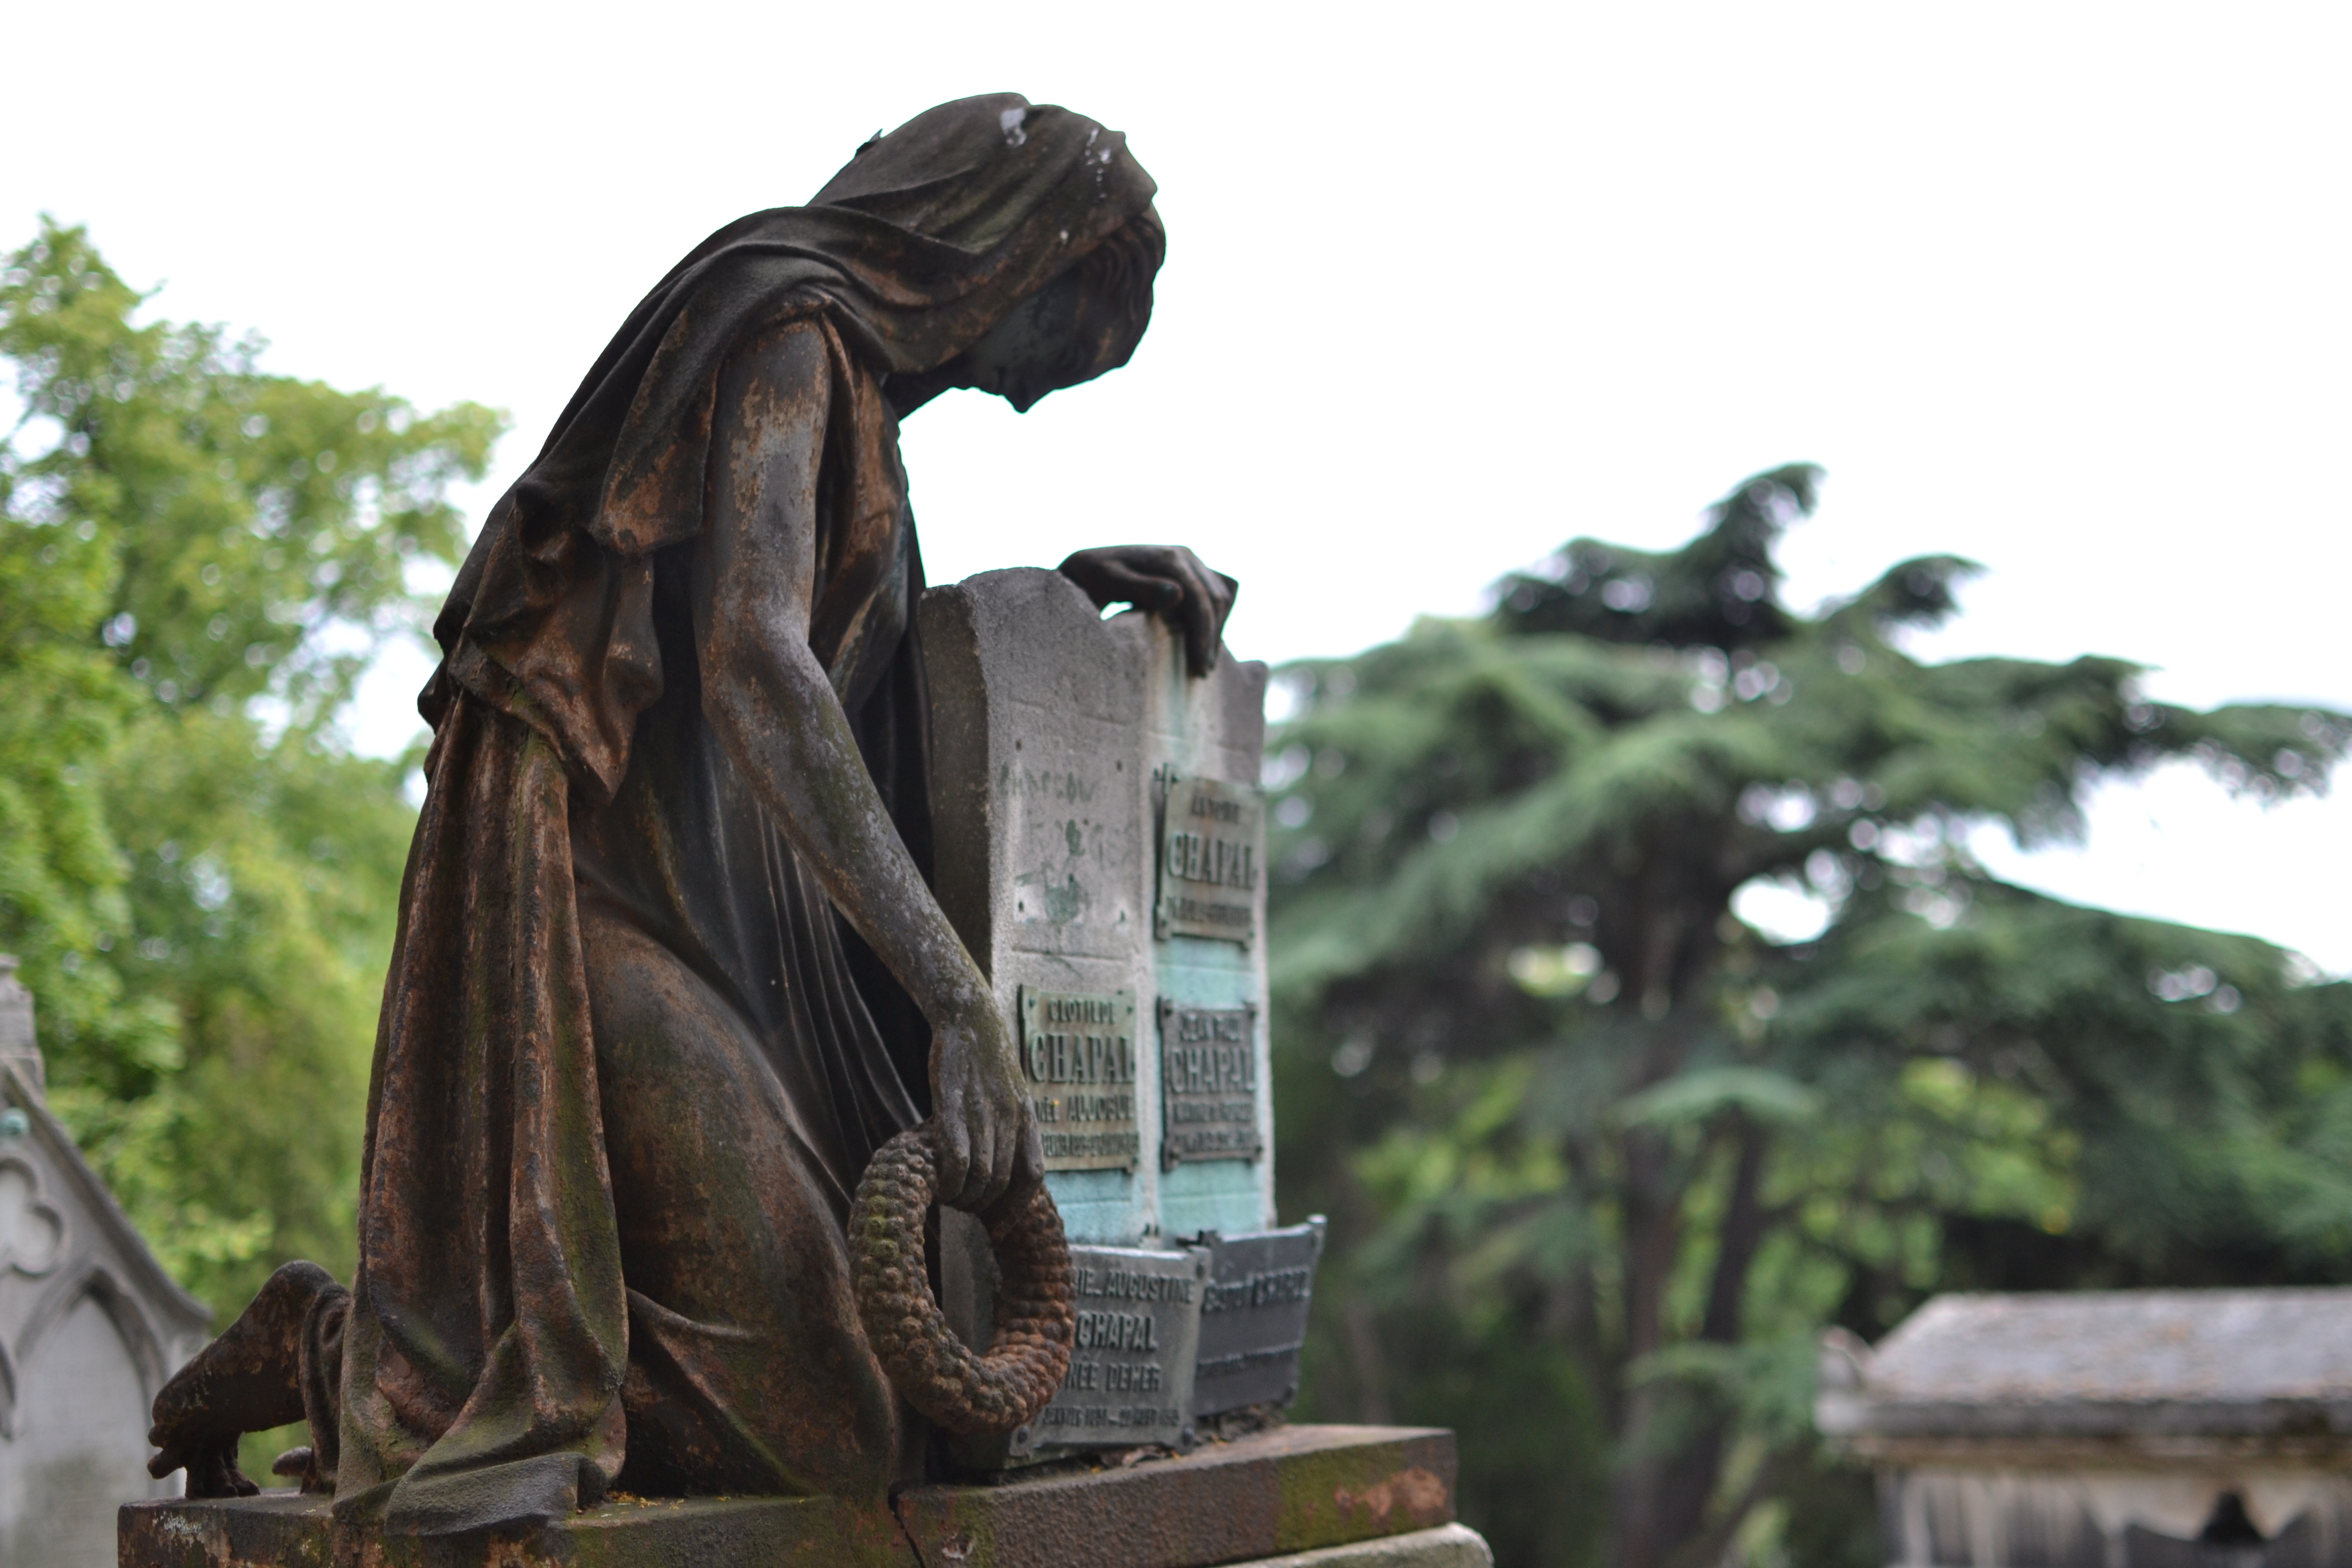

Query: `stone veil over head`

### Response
(433, 92, 1165, 792)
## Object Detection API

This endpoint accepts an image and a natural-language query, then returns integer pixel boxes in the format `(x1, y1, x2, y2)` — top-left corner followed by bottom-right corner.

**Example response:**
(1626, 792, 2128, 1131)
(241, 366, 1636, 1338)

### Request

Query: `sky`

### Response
(7, 2, 2349, 967)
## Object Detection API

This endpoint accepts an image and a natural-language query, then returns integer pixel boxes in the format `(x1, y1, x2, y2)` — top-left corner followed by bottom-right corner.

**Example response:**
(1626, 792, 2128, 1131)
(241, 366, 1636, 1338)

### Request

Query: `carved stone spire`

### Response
(0, 952, 45, 1100)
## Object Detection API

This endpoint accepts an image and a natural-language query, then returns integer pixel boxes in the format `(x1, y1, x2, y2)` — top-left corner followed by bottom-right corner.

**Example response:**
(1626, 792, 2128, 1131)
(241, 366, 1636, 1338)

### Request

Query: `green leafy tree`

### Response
(0, 217, 501, 1317)
(1267, 467, 2352, 1568)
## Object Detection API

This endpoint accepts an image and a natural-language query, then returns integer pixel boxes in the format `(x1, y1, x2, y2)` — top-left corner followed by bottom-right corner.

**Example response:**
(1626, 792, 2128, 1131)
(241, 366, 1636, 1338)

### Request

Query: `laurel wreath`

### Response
(850, 1122, 1075, 1434)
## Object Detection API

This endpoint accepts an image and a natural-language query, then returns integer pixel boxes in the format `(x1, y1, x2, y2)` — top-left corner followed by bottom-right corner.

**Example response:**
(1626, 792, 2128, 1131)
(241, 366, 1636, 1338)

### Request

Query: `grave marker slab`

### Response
(1160, 1001, 1265, 1168)
(1157, 777, 1262, 944)
(1194, 1218, 1326, 1417)
(1010, 1242, 1207, 1456)
(1019, 987, 1141, 1173)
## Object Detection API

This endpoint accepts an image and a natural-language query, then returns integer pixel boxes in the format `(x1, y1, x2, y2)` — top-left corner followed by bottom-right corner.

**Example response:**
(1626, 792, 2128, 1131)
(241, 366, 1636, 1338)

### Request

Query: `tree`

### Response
(0, 218, 501, 1319)
(1266, 466, 2352, 1568)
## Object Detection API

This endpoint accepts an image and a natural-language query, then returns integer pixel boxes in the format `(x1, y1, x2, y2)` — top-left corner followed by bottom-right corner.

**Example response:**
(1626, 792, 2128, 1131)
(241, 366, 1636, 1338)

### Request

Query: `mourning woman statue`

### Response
(143, 93, 1232, 1536)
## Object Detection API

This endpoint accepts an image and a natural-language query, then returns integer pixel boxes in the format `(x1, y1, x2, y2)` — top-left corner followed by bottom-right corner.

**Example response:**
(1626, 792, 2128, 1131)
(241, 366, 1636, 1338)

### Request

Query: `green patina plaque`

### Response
(1155, 776, 1262, 946)
(1017, 987, 1139, 1172)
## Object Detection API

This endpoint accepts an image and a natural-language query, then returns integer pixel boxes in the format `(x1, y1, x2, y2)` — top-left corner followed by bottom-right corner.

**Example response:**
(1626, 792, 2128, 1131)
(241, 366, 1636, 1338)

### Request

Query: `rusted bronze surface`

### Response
(122, 1426, 1455, 1568)
(144, 91, 1250, 1538)
(851, 1123, 1074, 1433)
(145, 1262, 345, 1499)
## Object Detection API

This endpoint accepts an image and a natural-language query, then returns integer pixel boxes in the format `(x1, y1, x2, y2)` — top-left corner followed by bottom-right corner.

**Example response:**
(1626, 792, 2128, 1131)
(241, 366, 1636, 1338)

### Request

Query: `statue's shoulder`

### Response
(719, 305, 893, 413)
(721, 306, 838, 373)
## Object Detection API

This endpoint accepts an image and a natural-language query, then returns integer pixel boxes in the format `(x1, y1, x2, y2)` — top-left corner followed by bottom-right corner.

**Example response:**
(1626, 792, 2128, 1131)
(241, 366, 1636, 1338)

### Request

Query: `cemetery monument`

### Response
(117, 93, 1488, 1567)
(0, 957, 211, 1568)
(1818, 1290, 2352, 1568)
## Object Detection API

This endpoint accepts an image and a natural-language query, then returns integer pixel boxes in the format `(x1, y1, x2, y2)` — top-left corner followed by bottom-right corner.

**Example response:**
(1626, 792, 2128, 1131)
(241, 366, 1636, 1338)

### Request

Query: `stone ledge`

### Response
(896, 1424, 1458, 1568)
(116, 1489, 906, 1568)
(1231, 1524, 1492, 1568)
(120, 1424, 1468, 1568)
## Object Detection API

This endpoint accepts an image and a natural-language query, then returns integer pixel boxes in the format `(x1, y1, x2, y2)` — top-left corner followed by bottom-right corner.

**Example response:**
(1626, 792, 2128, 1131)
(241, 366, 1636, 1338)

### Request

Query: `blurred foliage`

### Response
(1268, 467, 2352, 1568)
(0, 218, 500, 1335)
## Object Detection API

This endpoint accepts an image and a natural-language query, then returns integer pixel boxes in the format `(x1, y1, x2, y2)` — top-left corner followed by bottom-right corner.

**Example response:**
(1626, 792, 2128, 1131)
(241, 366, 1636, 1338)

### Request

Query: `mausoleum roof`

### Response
(1817, 1289, 2352, 1444)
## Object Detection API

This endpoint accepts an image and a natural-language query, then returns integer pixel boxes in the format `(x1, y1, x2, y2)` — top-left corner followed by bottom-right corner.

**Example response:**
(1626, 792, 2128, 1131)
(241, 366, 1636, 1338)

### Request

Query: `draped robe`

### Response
(328, 94, 1157, 1535)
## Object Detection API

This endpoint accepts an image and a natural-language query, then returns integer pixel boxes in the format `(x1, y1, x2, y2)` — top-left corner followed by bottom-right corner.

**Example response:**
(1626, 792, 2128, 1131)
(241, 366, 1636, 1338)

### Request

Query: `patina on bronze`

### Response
(143, 92, 1236, 1538)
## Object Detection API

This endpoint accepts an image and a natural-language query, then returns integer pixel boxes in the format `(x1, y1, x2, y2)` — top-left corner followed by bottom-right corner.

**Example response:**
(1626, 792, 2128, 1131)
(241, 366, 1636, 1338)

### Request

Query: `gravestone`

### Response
(919, 568, 1309, 1461)
(921, 567, 1275, 1242)
(0, 955, 210, 1568)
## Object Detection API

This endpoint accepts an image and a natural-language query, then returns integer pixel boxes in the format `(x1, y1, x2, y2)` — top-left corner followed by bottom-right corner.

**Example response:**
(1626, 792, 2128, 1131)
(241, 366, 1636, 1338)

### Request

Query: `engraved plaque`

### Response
(1015, 1243, 1206, 1454)
(1019, 987, 1139, 1173)
(1155, 776, 1262, 945)
(1192, 1219, 1326, 1416)
(1158, 1001, 1263, 1168)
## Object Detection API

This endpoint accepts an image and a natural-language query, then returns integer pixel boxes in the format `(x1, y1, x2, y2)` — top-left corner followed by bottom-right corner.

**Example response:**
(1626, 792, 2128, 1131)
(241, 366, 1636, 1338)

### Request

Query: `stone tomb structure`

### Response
(1817, 1289, 2352, 1568)
(120, 570, 1485, 1566)
(0, 956, 210, 1568)
(921, 567, 1319, 1460)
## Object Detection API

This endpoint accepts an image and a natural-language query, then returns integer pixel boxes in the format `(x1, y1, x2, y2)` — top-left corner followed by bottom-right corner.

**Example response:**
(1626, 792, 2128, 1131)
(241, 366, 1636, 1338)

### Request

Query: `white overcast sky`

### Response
(7, 2, 2349, 968)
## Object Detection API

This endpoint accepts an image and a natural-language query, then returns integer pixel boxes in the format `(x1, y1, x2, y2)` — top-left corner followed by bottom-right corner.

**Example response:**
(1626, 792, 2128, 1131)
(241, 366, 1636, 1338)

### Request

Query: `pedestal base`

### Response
(118, 1425, 1489, 1568)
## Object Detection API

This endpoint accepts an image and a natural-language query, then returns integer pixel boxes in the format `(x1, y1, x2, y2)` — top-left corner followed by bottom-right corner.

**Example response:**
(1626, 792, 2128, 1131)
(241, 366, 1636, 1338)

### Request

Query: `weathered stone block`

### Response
(121, 1425, 1481, 1568)
(1252, 1525, 1493, 1568)
(116, 1490, 912, 1568)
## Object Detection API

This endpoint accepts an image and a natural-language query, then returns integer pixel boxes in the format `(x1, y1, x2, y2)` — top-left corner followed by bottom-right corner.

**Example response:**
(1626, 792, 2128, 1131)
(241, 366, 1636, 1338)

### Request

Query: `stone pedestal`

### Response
(120, 1425, 1491, 1568)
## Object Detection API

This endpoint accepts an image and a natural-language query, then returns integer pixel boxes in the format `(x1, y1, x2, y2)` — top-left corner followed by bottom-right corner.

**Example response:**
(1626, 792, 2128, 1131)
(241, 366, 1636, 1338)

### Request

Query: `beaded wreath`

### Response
(849, 1123, 1075, 1434)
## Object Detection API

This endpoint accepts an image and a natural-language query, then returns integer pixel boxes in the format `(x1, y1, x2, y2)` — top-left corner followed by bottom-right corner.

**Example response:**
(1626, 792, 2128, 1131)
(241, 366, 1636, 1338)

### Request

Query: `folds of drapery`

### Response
(341, 309, 912, 1537)
(334, 695, 628, 1535)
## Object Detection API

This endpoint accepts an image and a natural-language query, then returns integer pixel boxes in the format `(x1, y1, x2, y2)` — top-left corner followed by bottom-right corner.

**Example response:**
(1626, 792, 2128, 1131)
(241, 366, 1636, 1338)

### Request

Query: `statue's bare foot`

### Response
(148, 1260, 341, 1497)
(271, 1444, 332, 1494)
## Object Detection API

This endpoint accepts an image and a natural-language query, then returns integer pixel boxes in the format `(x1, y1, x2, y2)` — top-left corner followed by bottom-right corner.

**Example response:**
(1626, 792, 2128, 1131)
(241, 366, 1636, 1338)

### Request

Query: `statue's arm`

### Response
(694, 321, 1035, 1208)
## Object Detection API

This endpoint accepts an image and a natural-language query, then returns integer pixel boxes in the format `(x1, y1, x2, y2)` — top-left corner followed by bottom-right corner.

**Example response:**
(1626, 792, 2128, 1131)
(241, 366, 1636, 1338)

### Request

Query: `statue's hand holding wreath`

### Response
(850, 911, 1071, 1438)
(927, 994, 1041, 1212)
(852, 1106, 1075, 1437)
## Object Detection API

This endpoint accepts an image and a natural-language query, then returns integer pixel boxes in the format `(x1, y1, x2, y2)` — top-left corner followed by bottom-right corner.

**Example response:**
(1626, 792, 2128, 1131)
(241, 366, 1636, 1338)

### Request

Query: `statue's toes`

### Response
(273, 1445, 333, 1494)
(175, 1436, 257, 1499)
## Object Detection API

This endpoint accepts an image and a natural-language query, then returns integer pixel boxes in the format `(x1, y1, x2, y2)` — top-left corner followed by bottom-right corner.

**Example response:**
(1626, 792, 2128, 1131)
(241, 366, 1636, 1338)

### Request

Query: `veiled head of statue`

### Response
(813, 94, 1164, 411)
(476, 93, 1167, 570)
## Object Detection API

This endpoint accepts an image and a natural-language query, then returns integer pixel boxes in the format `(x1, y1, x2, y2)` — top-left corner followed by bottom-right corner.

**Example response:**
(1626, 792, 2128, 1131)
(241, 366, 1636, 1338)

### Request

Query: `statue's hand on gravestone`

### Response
(1058, 545, 1238, 677)
(929, 999, 1044, 1211)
